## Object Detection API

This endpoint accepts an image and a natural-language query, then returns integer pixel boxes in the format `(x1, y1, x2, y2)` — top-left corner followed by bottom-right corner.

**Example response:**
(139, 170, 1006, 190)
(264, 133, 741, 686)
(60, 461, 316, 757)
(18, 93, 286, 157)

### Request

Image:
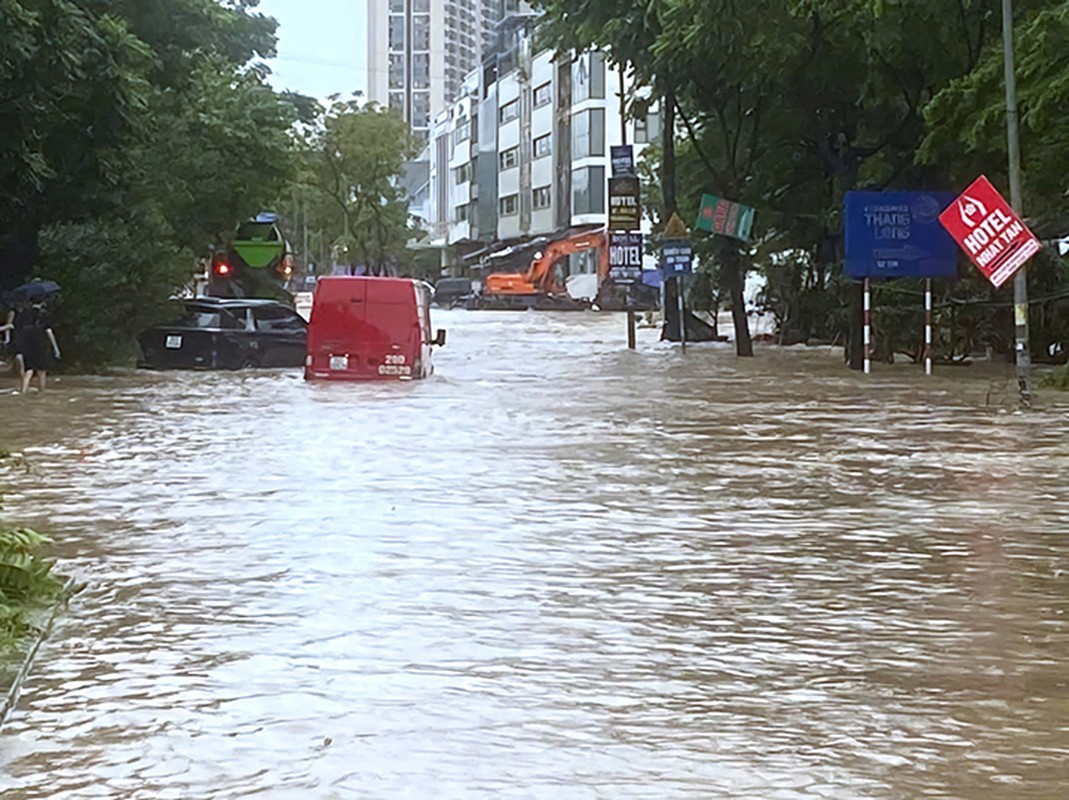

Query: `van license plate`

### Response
(165, 335, 182, 349)
(329, 355, 349, 370)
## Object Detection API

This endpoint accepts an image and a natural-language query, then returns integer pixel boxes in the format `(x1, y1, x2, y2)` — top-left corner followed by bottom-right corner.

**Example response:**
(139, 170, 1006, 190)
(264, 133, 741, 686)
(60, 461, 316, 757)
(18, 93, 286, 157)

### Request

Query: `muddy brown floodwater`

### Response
(1, 310, 1068, 799)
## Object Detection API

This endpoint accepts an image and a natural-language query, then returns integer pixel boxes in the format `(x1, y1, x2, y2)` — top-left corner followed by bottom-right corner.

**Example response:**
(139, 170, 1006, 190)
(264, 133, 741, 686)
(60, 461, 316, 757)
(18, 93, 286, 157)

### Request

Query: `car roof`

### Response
(182, 297, 291, 309)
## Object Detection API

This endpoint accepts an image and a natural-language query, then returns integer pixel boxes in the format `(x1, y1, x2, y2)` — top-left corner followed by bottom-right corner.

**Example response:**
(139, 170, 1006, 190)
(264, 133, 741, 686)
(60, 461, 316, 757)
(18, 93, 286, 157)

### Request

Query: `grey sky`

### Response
(256, 0, 368, 100)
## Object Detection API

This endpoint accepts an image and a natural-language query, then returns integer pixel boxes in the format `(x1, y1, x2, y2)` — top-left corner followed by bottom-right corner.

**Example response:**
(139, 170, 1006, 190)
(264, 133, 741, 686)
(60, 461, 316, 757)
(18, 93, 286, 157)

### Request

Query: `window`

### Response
(454, 201, 477, 223)
(389, 0, 404, 10)
(534, 82, 552, 108)
(634, 111, 662, 144)
(412, 92, 430, 129)
(176, 309, 234, 329)
(572, 166, 606, 215)
(453, 119, 471, 147)
(389, 92, 404, 112)
(412, 54, 430, 89)
(499, 194, 518, 216)
(573, 52, 606, 102)
(389, 16, 405, 51)
(499, 99, 519, 124)
(533, 133, 551, 159)
(572, 108, 605, 159)
(389, 54, 404, 90)
(412, 15, 430, 51)
(499, 147, 518, 170)
(453, 163, 473, 184)
(254, 307, 305, 333)
(533, 185, 552, 209)
(413, 0, 429, 11)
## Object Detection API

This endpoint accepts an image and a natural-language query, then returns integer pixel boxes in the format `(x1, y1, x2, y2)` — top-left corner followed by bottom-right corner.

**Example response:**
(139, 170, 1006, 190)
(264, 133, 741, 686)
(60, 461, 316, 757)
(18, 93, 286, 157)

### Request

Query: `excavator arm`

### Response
(484, 229, 607, 296)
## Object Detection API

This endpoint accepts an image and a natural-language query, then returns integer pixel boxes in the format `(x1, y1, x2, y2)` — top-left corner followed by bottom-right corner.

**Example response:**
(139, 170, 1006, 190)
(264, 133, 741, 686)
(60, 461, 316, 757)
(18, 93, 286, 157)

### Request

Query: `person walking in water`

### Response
(13, 300, 60, 393)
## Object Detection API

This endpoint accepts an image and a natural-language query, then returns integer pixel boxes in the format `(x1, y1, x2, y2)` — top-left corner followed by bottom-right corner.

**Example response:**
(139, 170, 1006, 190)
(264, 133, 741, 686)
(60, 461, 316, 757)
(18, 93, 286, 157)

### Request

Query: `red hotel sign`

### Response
(938, 175, 1042, 288)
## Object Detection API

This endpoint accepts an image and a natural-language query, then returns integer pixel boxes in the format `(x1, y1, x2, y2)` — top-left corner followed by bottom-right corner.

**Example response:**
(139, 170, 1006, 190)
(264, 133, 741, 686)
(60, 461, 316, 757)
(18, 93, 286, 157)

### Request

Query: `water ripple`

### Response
(0, 311, 1068, 798)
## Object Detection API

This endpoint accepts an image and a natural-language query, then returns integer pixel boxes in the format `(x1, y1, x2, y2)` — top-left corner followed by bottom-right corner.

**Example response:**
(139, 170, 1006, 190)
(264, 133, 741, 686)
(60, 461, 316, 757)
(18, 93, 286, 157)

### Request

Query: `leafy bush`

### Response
(0, 527, 62, 663)
(1039, 365, 1069, 390)
(36, 214, 194, 368)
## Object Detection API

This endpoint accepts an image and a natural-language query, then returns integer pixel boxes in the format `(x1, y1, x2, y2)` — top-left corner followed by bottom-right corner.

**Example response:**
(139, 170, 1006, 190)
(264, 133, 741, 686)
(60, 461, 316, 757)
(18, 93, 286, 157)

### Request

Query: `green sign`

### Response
(696, 194, 755, 241)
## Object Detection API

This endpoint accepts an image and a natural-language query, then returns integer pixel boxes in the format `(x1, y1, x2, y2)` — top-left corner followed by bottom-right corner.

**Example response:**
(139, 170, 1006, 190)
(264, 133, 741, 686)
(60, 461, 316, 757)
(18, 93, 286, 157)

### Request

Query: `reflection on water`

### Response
(0, 311, 1067, 799)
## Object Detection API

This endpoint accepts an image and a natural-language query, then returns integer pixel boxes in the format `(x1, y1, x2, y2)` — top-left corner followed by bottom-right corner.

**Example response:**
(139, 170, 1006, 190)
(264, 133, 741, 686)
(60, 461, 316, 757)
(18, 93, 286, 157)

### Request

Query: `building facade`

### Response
(367, 0, 503, 143)
(422, 23, 662, 288)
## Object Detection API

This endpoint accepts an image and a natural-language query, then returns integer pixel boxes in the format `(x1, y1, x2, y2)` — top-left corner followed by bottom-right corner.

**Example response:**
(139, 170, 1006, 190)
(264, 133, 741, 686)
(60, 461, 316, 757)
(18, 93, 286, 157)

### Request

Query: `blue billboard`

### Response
(844, 192, 958, 279)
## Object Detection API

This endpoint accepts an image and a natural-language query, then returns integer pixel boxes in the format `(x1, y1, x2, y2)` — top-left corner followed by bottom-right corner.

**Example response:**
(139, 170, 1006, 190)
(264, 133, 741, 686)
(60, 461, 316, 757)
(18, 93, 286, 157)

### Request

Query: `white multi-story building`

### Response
(367, 0, 501, 143)
(422, 20, 662, 288)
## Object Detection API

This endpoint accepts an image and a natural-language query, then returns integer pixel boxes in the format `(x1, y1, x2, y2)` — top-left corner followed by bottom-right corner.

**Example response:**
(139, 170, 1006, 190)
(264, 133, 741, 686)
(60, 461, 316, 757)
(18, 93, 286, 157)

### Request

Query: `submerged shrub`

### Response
(1039, 365, 1069, 390)
(0, 527, 62, 663)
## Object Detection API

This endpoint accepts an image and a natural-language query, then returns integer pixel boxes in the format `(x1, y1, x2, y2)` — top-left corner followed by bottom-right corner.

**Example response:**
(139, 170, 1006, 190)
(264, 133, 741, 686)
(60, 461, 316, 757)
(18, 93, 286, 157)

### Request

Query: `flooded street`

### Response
(1, 310, 1068, 799)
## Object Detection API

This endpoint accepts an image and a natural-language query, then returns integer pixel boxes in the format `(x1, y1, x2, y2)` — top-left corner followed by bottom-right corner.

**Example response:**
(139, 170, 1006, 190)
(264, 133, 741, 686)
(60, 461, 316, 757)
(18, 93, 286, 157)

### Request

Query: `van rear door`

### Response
(307, 277, 368, 376)
(362, 280, 420, 377)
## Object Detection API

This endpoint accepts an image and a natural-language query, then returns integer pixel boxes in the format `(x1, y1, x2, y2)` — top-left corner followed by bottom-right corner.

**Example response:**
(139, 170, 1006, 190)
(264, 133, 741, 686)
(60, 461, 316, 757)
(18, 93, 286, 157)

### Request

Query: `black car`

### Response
(432, 277, 474, 308)
(138, 297, 307, 370)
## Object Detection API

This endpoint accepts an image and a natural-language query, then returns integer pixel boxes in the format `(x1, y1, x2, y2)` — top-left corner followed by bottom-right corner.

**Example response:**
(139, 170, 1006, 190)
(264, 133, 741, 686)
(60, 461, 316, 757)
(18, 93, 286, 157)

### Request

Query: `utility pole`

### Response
(302, 192, 309, 272)
(619, 66, 636, 350)
(1002, 0, 1032, 405)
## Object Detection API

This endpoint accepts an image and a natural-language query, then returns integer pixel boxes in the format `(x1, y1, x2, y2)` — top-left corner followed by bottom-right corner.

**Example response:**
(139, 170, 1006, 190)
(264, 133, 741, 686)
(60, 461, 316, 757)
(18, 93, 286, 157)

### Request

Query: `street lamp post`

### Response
(1002, 0, 1032, 405)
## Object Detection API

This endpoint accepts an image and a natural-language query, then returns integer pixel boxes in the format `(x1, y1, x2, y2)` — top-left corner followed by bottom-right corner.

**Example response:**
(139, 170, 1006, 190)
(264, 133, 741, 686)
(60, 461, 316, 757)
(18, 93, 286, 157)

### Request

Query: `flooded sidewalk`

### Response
(1, 311, 1068, 799)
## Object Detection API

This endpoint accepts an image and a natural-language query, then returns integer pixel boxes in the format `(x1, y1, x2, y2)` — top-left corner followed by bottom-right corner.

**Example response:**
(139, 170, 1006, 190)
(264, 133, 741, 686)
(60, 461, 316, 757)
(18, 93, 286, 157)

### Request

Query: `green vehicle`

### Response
(208, 212, 295, 304)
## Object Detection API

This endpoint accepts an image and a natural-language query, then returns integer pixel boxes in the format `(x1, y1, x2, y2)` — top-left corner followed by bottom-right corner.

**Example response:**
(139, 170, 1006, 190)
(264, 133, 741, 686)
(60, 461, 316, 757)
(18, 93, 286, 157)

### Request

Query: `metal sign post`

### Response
(924, 278, 933, 375)
(863, 278, 871, 375)
(677, 278, 686, 352)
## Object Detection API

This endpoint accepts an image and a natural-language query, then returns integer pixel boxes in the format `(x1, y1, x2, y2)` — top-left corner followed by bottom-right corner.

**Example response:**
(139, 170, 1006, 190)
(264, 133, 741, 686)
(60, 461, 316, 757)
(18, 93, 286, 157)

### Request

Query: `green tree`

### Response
(0, 1, 151, 286)
(298, 99, 419, 275)
(535, 0, 1065, 362)
(921, 2, 1069, 359)
(2, 0, 302, 365)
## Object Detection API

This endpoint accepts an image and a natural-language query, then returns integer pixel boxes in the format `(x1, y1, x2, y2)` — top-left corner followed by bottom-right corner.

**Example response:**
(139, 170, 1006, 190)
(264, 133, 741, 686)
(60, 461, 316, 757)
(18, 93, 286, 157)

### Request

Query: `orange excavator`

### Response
(482, 229, 607, 303)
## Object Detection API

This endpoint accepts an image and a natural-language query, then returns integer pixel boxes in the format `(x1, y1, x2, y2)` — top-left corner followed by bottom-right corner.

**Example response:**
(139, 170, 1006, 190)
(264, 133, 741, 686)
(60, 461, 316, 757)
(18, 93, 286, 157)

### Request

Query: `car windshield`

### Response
(436, 279, 470, 292)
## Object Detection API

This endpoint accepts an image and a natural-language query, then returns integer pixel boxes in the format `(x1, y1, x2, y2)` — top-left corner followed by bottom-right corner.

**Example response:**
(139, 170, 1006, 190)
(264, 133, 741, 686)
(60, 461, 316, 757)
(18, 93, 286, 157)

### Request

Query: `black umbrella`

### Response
(10, 280, 61, 300)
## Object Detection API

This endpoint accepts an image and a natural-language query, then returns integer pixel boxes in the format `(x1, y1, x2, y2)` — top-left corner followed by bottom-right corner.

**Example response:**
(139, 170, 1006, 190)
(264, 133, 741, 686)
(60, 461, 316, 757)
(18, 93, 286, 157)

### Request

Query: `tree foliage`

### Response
(0, 518, 62, 670)
(533, 0, 1069, 360)
(293, 98, 419, 275)
(0, 0, 302, 366)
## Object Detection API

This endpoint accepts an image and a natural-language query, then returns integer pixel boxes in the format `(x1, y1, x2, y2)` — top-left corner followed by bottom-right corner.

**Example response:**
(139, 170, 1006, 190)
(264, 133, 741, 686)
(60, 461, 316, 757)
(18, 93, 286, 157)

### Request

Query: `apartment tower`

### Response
(367, 0, 500, 143)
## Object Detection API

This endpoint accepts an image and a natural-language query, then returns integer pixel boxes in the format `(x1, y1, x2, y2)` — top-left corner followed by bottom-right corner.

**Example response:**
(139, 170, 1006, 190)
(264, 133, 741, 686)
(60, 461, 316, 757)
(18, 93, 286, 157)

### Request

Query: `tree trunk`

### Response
(721, 245, 753, 357)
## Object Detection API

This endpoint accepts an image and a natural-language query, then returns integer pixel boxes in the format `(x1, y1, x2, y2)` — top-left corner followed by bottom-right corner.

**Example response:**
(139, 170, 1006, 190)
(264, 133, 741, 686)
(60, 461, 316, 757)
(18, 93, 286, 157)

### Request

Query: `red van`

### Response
(304, 276, 446, 381)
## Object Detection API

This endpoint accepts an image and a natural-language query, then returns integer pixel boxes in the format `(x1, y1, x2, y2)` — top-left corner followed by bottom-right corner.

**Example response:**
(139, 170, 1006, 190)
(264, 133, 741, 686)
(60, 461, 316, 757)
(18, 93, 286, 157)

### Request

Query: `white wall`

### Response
(427, 45, 655, 254)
